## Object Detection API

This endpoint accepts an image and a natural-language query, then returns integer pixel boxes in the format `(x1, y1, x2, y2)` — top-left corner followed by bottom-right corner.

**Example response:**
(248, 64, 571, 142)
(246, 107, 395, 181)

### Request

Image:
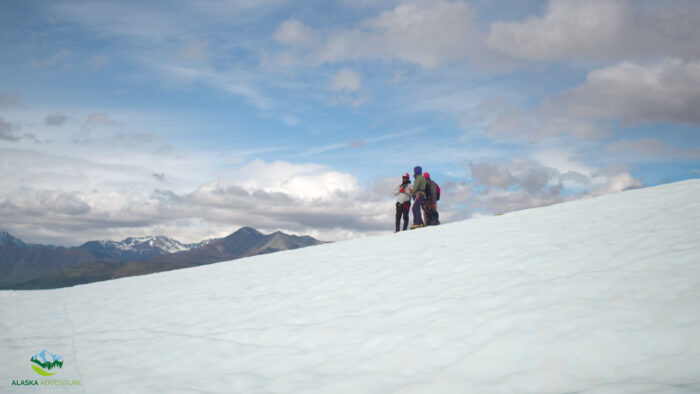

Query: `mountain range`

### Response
(0, 228, 323, 290)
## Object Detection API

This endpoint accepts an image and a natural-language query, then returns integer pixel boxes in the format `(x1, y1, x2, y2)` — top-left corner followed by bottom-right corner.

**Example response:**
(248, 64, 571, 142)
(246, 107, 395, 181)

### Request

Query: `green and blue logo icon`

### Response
(30, 350, 63, 376)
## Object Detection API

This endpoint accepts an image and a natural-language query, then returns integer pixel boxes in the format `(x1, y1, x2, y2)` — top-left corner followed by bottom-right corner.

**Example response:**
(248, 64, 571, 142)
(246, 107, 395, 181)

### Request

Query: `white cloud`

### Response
(85, 113, 116, 127)
(472, 188, 564, 215)
(276, 0, 485, 69)
(45, 114, 69, 126)
(537, 117, 611, 140)
(329, 68, 367, 106)
(0, 155, 392, 245)
(530, 149, 596, 177)
(544, 59, 700, 126)
(590, 164, 644, 196)
(160, 65, 275, 110)
(469, 158, 562, 194)
(488, 0, 700, 62)
(0, 117, 37, 142)
(469, 161, 516, 188)
(231, 159, 362, 201)
(606, 138, 700, 161)
(331, 68, 362, 91)
(274, 19, 319, 47)
(484, 59, 700, 142)
(484, 101, 610, 141)
(1, 187, 91, 215)
(72, 113, 122, 144)
(0, 149, 156, 196)
(0, 117, 21, 141)
(465, 157, 644, 215)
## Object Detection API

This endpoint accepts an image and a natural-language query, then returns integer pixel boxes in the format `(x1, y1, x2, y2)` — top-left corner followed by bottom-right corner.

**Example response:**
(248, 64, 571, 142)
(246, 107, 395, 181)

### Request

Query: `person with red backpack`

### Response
(423, 172, 441, 226)
(393, 173, 412, 232)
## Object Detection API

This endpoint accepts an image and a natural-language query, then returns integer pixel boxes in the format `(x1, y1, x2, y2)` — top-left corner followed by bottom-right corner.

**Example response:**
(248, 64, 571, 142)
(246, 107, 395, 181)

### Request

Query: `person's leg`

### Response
(429, 205, 437, 225)
(395, 203, 402, 232)
(402, 203, 410, 230)
(412, 195, 424, 226)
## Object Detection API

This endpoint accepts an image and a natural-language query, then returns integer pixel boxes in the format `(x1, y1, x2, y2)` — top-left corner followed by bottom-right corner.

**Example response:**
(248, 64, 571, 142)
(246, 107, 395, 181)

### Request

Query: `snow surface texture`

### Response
(2, 180, 700, 393)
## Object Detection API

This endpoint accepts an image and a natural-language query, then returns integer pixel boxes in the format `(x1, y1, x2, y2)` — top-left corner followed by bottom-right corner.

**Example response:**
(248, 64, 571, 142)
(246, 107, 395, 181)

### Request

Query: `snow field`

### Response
(1, 180, 699, 393)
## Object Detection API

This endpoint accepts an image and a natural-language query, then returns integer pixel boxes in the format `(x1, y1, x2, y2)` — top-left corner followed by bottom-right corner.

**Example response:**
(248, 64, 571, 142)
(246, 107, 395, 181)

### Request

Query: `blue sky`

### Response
(1, 0, 699, 245)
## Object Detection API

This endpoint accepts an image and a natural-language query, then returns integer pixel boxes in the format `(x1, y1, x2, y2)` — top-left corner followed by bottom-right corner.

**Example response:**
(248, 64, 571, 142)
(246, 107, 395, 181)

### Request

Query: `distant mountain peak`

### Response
(234, 227, 262, 235)
(0, 231, 26, 247)
(224, 227, 264, 242)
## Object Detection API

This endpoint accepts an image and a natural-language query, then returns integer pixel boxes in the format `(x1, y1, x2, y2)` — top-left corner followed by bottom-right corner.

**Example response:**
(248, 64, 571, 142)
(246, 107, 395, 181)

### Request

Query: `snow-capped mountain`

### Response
(1, 180, 698, 393)
(78, 235, 204, 260)
(32, 350, 62, 364)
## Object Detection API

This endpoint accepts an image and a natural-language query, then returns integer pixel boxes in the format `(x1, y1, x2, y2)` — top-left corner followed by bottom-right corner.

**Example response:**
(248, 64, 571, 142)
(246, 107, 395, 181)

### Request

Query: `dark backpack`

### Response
(426, 180, 441, 201)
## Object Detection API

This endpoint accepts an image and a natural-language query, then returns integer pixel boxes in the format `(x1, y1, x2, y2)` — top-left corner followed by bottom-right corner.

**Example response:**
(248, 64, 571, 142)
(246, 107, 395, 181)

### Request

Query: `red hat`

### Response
(424, 172, 430, 179)
(402, 173, 410, 178)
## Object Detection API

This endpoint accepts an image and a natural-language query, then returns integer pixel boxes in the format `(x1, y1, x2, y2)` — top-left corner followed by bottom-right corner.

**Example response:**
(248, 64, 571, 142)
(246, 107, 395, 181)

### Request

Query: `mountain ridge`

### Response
(0, 227, 324, 290)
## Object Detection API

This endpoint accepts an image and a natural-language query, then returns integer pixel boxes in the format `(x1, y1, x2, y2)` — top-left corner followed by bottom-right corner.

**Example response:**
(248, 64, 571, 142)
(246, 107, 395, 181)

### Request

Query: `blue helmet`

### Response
(414, 166, 422, 176)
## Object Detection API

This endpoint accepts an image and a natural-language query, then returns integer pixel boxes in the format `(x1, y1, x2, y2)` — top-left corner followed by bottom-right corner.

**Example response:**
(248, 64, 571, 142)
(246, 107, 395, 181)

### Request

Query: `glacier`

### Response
(1, 180, 699, 393)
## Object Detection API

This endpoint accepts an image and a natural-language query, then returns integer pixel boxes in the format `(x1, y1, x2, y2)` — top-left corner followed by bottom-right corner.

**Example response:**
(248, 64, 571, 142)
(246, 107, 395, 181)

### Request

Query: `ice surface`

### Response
(1, 180, 699, 393)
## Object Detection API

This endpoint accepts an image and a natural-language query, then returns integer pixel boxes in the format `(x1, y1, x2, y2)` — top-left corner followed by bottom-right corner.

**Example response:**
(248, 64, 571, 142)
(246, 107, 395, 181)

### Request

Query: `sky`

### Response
(1, 0, 699, 246)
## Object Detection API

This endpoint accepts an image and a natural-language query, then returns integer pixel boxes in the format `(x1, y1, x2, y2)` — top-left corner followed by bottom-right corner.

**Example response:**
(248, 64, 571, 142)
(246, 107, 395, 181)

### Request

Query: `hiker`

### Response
(423, 172, 440, 226)
(393, 173, 412, 232)
(410, 166, 426, 229)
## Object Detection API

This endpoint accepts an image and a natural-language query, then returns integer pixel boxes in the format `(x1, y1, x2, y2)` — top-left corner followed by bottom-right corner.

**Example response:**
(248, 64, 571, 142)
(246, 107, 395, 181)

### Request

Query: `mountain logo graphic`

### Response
(30, 350, 63, 376)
